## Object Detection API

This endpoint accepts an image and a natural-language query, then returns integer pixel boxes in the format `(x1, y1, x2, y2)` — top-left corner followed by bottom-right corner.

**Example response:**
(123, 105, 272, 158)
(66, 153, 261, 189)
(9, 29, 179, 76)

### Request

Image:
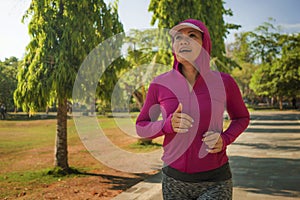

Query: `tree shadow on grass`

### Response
(245, 127, 300, 133)
(251, 122, 300, 126)
(79, 171, 151, 191)
(46, 166, 154, 191)
(233, 142, 300, 151)
(250, 113, 300, 121)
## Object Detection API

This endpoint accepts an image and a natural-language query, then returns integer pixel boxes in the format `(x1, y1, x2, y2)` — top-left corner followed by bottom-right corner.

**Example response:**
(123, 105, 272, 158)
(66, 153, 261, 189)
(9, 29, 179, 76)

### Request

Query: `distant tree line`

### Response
(227, 19, 300, 109)
(0, 56, 19, 111)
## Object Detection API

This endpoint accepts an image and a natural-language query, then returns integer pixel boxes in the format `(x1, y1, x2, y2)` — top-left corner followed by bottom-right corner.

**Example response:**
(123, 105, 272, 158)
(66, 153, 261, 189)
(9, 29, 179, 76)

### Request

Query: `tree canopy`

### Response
(14, 0, 123, 111)
(228, 19, 300, 108)
(0, 57, 19, 110)
(250, 33, 300, 102)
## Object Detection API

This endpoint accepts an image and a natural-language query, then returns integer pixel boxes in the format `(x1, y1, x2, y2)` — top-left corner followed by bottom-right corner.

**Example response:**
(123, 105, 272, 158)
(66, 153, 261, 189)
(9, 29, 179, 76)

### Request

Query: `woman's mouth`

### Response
(179, 48, 192, 53)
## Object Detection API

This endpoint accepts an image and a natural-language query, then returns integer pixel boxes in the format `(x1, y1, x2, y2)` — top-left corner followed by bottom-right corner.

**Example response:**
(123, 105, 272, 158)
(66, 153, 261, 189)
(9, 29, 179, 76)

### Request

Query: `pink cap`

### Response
(169, 22, 204, 37)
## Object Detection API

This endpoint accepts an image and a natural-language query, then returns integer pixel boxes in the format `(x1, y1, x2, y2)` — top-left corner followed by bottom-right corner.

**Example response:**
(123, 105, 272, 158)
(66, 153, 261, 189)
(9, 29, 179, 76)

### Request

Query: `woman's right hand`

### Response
(171, 103, 194, 133)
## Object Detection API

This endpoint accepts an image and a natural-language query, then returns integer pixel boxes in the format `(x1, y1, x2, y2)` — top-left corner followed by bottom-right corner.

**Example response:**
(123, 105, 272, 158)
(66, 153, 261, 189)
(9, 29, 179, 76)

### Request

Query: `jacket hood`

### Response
(170, 19, 212, 74)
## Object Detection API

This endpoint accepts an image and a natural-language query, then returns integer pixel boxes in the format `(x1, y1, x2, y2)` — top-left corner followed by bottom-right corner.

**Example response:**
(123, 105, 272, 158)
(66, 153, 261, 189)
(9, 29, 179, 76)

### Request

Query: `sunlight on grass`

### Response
(0, 113, 232, 198)
(125, 142, 162, 153)
(0, 167, 89, 198)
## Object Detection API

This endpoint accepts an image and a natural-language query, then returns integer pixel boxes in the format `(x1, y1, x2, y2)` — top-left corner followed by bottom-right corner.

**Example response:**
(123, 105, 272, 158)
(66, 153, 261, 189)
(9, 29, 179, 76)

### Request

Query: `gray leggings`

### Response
(162, 172, 232, 200)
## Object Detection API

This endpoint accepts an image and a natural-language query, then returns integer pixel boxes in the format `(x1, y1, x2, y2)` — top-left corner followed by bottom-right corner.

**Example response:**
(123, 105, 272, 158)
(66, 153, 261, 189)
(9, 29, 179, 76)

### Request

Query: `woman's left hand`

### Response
(202, 131, 223, 153)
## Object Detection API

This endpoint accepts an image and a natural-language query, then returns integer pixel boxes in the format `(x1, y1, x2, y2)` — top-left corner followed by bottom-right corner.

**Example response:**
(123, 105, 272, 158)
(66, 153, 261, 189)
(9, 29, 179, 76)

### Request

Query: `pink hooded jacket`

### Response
(136, 19, 249, 173)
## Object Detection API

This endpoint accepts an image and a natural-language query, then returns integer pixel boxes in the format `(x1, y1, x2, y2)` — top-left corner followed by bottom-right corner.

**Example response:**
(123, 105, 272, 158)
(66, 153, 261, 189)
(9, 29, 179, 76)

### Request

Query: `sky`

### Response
(0, 0, 299, 61)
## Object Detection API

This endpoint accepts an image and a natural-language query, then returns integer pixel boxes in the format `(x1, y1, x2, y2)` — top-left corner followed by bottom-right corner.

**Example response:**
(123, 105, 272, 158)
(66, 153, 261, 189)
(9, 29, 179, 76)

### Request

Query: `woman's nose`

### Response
(180, 36, 190, 45)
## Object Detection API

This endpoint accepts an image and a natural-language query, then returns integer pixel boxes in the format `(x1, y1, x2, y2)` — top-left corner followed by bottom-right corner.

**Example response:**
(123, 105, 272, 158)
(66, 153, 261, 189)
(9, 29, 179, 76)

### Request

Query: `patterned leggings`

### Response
(162, 172, 232, 200)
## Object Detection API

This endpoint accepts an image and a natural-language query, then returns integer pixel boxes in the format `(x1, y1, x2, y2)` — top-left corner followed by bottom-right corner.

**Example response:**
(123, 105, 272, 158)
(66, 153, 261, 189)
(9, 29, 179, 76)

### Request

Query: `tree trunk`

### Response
(132, 90, 144, 109)
(279, 96, 283, 110)
(55, 97, 69, 170)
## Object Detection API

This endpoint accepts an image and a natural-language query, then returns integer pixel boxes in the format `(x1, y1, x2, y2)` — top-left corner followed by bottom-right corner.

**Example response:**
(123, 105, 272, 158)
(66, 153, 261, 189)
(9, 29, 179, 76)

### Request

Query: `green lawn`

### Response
(0, 113, 162, 198)
(0, 113, 230, 198)
(0, 117, 73, 198)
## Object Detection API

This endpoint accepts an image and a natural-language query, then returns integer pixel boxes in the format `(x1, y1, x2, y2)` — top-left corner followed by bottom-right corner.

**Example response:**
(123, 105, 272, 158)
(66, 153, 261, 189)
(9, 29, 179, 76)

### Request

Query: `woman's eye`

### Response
(189, 33, 197, 38)
(175, 35, 182, 40)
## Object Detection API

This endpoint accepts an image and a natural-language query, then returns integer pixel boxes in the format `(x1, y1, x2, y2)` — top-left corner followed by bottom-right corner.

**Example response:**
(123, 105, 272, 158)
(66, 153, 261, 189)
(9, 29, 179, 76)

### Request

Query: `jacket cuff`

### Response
(220, 134, 228, 151)
(162, 114, 175, 134)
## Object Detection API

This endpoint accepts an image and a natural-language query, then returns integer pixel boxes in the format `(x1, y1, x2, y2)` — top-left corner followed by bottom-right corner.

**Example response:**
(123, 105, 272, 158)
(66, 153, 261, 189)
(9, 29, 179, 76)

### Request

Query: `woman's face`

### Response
(173, 28, 203, 65)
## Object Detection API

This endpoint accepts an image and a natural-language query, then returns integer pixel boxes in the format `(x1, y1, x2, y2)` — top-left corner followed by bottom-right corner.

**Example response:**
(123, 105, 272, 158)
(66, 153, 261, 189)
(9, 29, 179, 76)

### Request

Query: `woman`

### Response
(136, 19, 250, 200)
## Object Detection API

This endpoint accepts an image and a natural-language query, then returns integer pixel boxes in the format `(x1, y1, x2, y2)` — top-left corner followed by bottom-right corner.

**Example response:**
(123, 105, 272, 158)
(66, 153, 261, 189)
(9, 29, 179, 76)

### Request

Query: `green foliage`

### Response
(250, 63, 274, 96)
(110, 29, 170, 111)
(248, 19, 282, 64)
(249, 32, 300, 100)
(228, 19, 300, 104)
(96, 58, 126, 112)
(148, 0, 241, 72)
(14, 0, 124, 113)
(227, 31, 259, 101)
(227, 32, 256, 64)
(231, 62, 258, 99)
(0, 57, 19, 110)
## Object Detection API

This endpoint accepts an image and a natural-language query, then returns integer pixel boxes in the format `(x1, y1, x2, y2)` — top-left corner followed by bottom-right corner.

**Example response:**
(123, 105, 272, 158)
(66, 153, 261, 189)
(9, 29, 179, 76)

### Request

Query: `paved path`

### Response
(113, 110, 300, 200)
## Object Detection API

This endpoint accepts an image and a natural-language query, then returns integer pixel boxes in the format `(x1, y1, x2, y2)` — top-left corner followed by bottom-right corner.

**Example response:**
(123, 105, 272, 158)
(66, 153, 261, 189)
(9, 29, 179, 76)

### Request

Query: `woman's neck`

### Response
(181, 63, 199, 86)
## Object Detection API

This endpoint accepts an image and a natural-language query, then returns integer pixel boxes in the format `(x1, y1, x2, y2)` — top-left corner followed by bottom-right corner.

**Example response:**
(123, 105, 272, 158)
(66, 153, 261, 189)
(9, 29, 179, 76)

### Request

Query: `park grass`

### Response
(0, 168, 79, 198)
(0, 117, 85, 198)
(0, 113, 230, 198)
(0, 114, 163, 198)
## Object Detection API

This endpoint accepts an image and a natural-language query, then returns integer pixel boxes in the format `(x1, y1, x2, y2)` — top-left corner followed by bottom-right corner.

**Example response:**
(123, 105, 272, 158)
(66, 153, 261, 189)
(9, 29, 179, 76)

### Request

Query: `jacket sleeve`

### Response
(135, 83, 175, 139)
(221, 74, 250, 148)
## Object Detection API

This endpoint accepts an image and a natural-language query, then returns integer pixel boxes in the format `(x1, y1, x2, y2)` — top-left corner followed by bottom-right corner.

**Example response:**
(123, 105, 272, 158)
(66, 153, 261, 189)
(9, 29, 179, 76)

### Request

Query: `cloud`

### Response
(279, 23, 300, 33)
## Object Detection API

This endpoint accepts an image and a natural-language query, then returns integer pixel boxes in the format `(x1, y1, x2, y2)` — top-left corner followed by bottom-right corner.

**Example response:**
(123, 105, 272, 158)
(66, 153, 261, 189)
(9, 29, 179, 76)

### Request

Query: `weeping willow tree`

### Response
(14, 0, 123, 171)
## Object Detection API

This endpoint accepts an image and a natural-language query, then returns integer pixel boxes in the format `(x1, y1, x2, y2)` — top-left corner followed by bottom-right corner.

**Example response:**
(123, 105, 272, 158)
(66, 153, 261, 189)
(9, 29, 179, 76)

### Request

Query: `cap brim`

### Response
(169, 22, 203, 37)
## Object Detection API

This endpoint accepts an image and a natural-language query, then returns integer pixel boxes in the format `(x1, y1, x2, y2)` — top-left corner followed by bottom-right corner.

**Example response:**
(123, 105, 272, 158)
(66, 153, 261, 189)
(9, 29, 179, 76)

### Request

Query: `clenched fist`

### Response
(202, 131, 223, 153)
(171, 103, 194, 133)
